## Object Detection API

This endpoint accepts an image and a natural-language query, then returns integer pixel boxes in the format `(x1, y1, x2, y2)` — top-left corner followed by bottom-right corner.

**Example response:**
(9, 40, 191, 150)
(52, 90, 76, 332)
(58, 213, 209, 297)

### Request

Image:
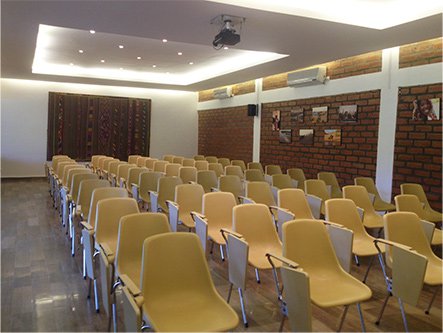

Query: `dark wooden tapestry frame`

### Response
(47, 92, 151, 161)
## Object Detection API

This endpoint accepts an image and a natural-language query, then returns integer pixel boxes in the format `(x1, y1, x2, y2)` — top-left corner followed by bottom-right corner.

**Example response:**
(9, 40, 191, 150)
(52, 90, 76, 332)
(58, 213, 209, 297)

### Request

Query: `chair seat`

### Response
(143, 291, 239, 332)
(424, 209, 443, 223)
(248, 245, 282, 270)
(424, 256, 443, 286)
(373, 199, 395, 212)
(208, 227, 226, 245)
(363, 213, 383, 229)
(310, 273, 372, 307)
(353, 238, 384, 257)
(431, 228, 443, 246)
(180, 213, 195, 229)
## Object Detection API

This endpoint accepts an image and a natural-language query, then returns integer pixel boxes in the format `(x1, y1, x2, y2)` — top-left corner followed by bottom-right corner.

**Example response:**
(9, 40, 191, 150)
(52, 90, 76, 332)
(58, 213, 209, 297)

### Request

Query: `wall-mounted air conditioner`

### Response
(287, 66, 327, 87)
(213, 86, 233, 99)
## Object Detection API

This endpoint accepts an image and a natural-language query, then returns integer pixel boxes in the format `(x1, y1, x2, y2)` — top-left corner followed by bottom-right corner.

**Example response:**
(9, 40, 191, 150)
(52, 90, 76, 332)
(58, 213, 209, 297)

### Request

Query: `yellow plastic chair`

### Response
(128, 155, 141, 165)
(205, 156, 218, 163)
(191, 191, 237, 260)
(90, 155, 106, 172)
(242, 181, 277, 211)
(152, 160, 169, 173)
(326, 198, 385, 282)
(196, 170, 218, 193)
(117, 163, 136, 189)
(218, 175, 244, 204)
(149, 176, 183, 213)
(304, 179, 331, 216)
(343, 185, 384, 231)
(225, 165, 244, 180)
(193, 154, 205, 161)
(195, 160, 209, 171)
(382, 212, 442, 321)
(135, 171, 163, 211)
(281, 219, 372, 332)
(318, 171, 343, 198)
(355, 177, 395, 212)
(167, 183, 204, 232)
(108, 161, 127, 186)
(144, 158, 158, 170)
(182, 158, 195, 167)
(98, 157, 114, 178)
(395, 194, 442, 245)
(172, 156, 184, 165)
(165, 163, 181, 177)
(55, 162, 81, 211)
(122, 233, 239, 332)
(265, 164, 282, 176)
(107, 212, 171, 331)
(102, 158, 118, 179)
(244, 169, 265, 182)
(247, 161, 264, 174)
(178, 166, 197, 184)
(126, 167, 146, 197)
(136, 156, 149, 168)
(49, 156, 72, 197)
(162, 154, 175, 163)
(208, 162, 224, 177)
(217, 157, 230, 168)
(401, 183, 442, 223)
(287, 167, 306, 190)
(231, 159, 246, 172)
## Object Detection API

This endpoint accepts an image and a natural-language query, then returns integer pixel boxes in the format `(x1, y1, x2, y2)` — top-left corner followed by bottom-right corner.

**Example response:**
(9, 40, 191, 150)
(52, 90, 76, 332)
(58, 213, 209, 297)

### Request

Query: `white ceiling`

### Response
(1, 0, 442, 92)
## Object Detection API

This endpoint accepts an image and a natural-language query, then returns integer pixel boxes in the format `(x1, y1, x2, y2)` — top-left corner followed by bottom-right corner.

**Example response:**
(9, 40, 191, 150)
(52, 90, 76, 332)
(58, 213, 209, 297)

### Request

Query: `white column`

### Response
(252, 78, 262, 162)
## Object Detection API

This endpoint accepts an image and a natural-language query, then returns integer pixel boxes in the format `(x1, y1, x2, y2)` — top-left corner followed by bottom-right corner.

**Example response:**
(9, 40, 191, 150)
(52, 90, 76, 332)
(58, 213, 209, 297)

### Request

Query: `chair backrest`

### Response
(233, 203, 281, 250)
(128, 155, 141, 165)
(205, 156, 218, 163)
(117, 163, 136, 182)
(218, 175, 244, 204)
(157, 176, 183, 211)
(145, 158, 158, 170)
(153, 160, 169, 173)
(225, 165, 244, 179)
(217, 158, 230, 168)
(342, 185, 375, 214)
(182, 158, 195, 167)
(245, 181, 276, 206)
(172, 156, 184, 165)
(318, 172, 342, 198)
(208, 163, 224, 177)
(287, 168, 306, 190)
(265, 164, 282, 176)
(325, 198, 368, 239)
(354, 177, 378, 196)
(70, 171, 96, 203)
(68, 168, 90, 192)
(244, 169, 265, 182)
(272, 174, 294, 189)
(163, 154, 175, 163)
(91, 155, 105, 169)
(193, 155, 205, 161)
(109, 161, 127, 176)
(87, 187, 128, 228)
(77, 179, 111, 220)
(52, 156, 71, 172)
(247, 162, 264, 174)
(116, 212, 170, 287)
(165, 163, 181, 177)
(305, 179, 330, 202)
(175, 184, 204, 220)
(231, 160, 246, 172)
(196, 170, 218, 193)
(95, 198, 140, 254)
(282, 219, 344, 276)
(139, 171, 164, 199)
(98, 157, 113, 172)
(55, 161, 76, 178)
(278, 188, 313, 219)
(179, 166, 197, 184)
(394, 194, 425, 219)
(400, 183, 431, 210)
(63, 165, 85, 187)
(127, 167, 146, 191)
(202, 192, 237, 232)
(195, 160, 209, 171)
(136, 157, 149, 167)
(103, 158, 118, 173)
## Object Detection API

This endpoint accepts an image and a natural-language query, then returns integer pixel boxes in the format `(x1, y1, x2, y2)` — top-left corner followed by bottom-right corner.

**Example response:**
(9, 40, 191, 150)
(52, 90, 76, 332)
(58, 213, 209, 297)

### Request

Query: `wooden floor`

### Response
(1, 178, 442, 332)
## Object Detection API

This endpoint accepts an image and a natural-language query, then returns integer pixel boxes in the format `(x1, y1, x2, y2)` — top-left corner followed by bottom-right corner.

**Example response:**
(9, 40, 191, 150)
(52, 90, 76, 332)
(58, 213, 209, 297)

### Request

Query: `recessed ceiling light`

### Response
(89, 30, 95, 34)
(118, 45, 124, 49)
(120, 67, 124, 70)
(189, 62, 194, 65)
(177, 52, 183, 56)
(223, 46, 229, 50)
(166, 72, 170, 74)
(69, 63, 74, 66)
(137, 56, 142, 60)
(152, 65, 157, 68)
(162, 39, 168, 43)
(78, 49, 84, 53)
(100, 59, 105, 63)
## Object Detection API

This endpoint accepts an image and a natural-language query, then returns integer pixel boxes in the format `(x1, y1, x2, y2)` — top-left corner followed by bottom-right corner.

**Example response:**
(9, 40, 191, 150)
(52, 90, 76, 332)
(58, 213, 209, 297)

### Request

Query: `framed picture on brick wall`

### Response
(272, 110, 281, 131)
(291, 108, 304, 123)
(339, 105, 358, 122)
(279, 129, 292, 143)
(299, 129, 314, 145)
(412, 98, 440, 120)
(324, 129, 341, 146)
(311, 106, 328, 123)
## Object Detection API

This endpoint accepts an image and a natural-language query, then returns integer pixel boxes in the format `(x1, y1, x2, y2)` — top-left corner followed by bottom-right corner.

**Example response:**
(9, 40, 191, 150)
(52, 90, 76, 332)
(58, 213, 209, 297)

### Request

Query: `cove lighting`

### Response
(206, 0, 443, 29)
(32, 24, 288, 86)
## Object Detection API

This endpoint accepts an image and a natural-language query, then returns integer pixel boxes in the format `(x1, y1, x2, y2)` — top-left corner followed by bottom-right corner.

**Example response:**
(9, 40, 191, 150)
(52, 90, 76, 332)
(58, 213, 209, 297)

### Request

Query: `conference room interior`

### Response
(1, 1, 442, 332)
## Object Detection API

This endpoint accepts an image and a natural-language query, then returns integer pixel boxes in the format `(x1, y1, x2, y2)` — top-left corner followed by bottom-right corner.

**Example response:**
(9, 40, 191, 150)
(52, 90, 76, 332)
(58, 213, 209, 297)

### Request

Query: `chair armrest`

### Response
(326, 185, 332, 197)
(189, 181, 197, 185)
(306, 194, 322, 219)
(166, 200, 179, 232)
(220, 228, 243, 244)
(190, 211, 206, 222)
(273, 207, 295, 240)
(100, 242, 115, 264)
(368, 192, 376, 204)
(119, 178, 126, 189)
(192, 212, 208, 253)
(131, 183, 139, 201)
(120, 274, 141, 297)
(264, 174, 272, 184)
(211, 187, 220, 192)
(420, 219, 435, 244)
(291, 179, 298, 188)
(266, 253, 299, 269)
(80, 221, 94, 231)
(374, 238, 413, 251)
(238, 195, 255, 204)
(356, 206, 365, 221)
(148, 191, 159, 212)
(271, 186, 278, 204)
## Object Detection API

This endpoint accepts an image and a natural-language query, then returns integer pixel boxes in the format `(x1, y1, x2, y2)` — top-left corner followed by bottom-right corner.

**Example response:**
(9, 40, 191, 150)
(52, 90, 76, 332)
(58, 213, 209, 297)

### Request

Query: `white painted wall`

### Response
(197, 48, 442, 201)
(1, 78, 198, 177)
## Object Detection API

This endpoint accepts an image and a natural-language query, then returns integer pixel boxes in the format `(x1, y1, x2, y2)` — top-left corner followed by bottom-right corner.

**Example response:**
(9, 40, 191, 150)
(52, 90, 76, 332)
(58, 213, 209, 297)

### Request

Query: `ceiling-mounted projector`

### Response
(212, 20, 240, 47)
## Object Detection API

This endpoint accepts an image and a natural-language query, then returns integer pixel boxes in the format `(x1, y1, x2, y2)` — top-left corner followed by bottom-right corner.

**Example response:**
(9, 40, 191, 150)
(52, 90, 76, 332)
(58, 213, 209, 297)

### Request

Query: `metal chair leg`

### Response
(227, 282, 233, 303)
(356, 303, 366, 332)
(238, 287, 248, 328)
(362, 255, 375, 283)
(425, 288, 438, 314)
(220, 244, 225, 261)
(375, 293, 390, 325)
(255, 268, 261, 283)
(337, 305, 349, 332)
(398, 298, 409, 332)
(93, 278, 100, 313)
(279, 315, 286, 332)
(354, 254, 360, 266)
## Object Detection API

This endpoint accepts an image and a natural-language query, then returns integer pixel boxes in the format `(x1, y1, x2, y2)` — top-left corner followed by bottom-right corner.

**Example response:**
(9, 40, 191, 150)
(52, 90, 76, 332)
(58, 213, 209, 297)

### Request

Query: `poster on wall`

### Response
(291, 108, 304, 123)
(324, 129, 341, 146)
(339, 105, 358, 122)
(272, 110, 281, 131)
(412, 98, 440, 120)
(311, 106, 328, 123)
(279, 129, 292, 143)
(299, 129, 314, 145)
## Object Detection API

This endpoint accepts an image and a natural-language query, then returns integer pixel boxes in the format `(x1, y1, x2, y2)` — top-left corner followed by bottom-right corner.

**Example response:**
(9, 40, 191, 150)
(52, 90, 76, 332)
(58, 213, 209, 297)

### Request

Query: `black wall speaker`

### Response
(247, 104, 258, 117)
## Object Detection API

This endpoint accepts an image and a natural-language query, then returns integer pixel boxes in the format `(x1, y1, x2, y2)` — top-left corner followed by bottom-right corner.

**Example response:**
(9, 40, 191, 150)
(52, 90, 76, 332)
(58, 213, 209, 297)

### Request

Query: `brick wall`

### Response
(198, 106, 254, 161)
(392, 83, 442, 211)
(399, 38, 442, 69)
(198, 80, 255, 102)
(260, 90, 381, 187)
